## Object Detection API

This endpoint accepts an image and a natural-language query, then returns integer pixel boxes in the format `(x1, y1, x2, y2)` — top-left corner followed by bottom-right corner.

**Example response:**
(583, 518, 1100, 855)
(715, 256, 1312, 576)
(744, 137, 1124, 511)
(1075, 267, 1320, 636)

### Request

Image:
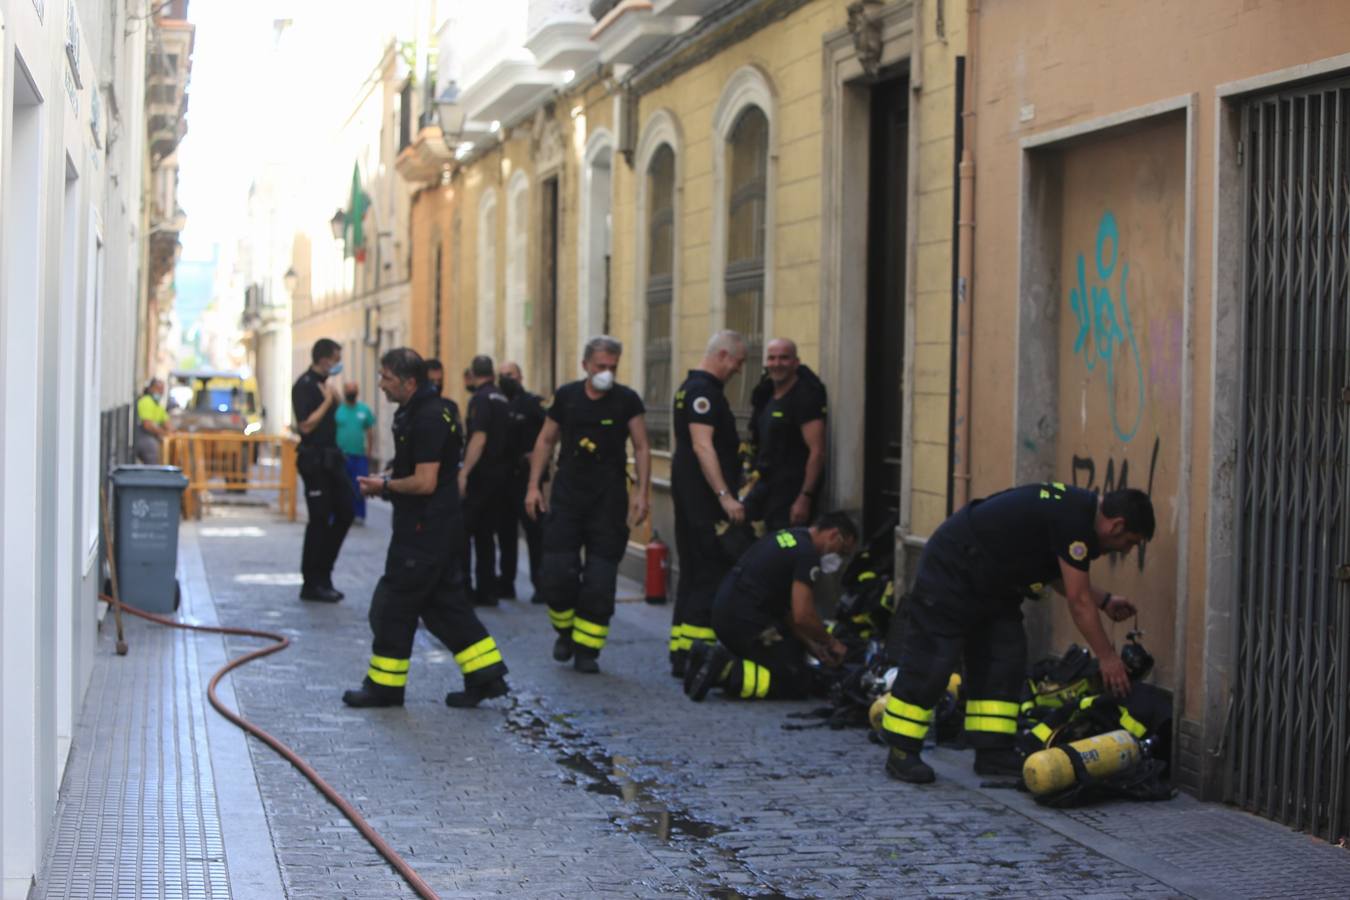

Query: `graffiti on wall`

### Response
(1068, 211, 1146, 443)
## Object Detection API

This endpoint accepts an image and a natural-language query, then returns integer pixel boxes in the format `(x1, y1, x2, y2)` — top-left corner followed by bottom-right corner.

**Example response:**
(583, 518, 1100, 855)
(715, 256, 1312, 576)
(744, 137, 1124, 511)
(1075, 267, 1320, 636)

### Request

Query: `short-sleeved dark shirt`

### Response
(671, 369, 740, 493)
(723, 526, 821, 622)
(466, 381, 511, 477)
(506, 389, 546, 462)
(965, 483, 1101, 592)
(292, 369, 336, 449)
(752, 375, 827, 479)
(547, 380, 644, 489)
(389, 384, 463, 557)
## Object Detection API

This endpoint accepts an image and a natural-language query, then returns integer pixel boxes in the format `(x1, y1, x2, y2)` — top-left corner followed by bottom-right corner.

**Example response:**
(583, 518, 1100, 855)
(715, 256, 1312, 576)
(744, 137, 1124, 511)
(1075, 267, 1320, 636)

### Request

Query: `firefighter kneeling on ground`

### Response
(342, 347, 509, 709)
(684, 512, 859, 701)
(881, 484, 1153, 784)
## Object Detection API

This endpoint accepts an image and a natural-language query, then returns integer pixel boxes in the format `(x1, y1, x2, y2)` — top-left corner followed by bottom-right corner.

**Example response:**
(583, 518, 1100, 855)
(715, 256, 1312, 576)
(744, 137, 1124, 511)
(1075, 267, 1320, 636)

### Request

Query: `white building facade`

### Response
(0, 0, 172, 894)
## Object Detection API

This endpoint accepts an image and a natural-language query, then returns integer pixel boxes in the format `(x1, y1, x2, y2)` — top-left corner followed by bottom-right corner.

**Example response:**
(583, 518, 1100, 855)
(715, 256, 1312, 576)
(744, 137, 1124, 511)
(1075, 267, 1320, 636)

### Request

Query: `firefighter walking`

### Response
(526, 336, 651, 674)
(342, 348, 509, 709)
(881, 484, 1153, 784)
(668, 330, 749, 678)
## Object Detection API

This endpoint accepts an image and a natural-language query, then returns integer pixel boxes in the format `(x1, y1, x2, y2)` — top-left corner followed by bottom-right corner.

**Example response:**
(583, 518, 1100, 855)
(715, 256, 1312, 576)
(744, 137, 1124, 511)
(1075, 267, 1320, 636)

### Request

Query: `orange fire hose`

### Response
(99, 593, 440, 900)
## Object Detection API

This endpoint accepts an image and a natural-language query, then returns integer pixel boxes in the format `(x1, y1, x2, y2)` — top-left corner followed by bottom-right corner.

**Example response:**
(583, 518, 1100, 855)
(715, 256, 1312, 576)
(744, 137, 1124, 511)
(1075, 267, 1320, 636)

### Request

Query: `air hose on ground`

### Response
(98, 593, 440, 900)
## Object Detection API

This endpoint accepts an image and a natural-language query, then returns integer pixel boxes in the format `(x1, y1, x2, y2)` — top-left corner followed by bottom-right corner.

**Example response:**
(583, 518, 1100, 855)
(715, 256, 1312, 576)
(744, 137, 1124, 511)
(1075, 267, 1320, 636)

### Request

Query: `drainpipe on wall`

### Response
(952, 0, 978, 509)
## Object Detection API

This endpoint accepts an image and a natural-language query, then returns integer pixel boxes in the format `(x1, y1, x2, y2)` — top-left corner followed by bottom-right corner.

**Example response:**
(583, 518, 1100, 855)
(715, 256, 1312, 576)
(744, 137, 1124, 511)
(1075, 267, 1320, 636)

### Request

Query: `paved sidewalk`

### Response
(35, 506, 1350, 898)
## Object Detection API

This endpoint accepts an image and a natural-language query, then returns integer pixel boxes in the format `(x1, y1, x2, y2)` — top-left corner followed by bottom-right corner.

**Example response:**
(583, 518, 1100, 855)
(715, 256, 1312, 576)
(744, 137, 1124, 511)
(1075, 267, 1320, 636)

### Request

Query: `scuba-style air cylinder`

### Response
(1022, 728, 1158, 797)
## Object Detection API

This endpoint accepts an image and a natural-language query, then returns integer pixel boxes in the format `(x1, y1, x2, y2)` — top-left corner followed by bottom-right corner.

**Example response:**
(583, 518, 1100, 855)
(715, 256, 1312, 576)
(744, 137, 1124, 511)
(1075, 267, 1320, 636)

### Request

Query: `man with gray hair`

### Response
(526, 336, 652, 674)
(668, 330, 749, 678)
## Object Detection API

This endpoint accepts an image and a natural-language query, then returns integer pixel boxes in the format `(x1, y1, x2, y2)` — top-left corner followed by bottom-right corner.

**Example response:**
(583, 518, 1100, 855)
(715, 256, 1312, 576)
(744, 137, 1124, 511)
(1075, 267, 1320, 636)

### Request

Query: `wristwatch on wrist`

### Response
(717, 488, 729, 498)
(381, 475, 391, 500)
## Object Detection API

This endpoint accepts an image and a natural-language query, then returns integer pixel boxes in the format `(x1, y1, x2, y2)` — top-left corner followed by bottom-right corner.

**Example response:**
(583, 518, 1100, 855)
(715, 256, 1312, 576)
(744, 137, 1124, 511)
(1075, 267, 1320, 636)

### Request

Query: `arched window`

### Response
(724, 106, 768, 414)
(644, 144, 676, 450)
(505, 172, 530, 367)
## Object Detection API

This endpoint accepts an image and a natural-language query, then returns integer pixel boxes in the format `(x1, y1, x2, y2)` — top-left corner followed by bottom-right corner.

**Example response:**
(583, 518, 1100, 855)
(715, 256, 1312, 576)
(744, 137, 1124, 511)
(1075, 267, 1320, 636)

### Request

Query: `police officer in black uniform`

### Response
(668, 330, 749, 678)
(342, 348, 509, 709)
(685, 512, 858, 702)
(458, 355, 512, 606)
(526, 336, 651, 674)
(291, 338, 354, 602)
(497, 361, 546, 600)
(880, 484, 1154, 784)
(744, 338, 828, 530)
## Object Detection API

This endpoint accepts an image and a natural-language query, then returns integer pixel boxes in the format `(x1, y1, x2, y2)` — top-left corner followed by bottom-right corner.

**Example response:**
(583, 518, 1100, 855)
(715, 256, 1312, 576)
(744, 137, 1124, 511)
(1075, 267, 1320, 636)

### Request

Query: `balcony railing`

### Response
(526, 0, 597, 71)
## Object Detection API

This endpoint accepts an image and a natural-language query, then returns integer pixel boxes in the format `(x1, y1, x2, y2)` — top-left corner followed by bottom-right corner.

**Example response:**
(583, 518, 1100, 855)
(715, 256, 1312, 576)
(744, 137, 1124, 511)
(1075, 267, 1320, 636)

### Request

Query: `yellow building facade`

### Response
(403, 0, 967, 573)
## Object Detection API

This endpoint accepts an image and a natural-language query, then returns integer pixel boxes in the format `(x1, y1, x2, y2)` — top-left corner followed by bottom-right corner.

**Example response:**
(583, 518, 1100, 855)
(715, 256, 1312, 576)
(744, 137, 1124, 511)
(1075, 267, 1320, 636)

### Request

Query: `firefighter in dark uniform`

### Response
(291, 338, 355, 602)
(668, 330, 749, 678)
(458, 355, 512, 606)
(526, 336, 651, 674)
(497, 361, 546, 601)
(684, 512, 859, 701)
(881, 484, 1154, 784)
(744, 338, 828, 530)
(342, 348, 509, 708)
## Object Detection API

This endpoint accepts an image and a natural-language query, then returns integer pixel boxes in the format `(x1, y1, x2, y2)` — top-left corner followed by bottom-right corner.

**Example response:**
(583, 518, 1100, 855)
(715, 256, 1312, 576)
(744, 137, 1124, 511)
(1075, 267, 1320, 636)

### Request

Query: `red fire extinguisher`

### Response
(645, 532, 669, 605)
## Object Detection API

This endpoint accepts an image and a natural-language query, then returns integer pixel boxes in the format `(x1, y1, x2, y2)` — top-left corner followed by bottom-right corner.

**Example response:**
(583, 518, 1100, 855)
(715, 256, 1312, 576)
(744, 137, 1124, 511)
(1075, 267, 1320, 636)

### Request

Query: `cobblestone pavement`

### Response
(181, 506, 1350, 899)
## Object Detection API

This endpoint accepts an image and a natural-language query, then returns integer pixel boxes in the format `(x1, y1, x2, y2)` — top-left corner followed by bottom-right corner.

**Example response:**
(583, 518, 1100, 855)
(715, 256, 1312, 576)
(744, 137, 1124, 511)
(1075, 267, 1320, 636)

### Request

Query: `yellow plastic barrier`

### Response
(162, 433, 298, 521)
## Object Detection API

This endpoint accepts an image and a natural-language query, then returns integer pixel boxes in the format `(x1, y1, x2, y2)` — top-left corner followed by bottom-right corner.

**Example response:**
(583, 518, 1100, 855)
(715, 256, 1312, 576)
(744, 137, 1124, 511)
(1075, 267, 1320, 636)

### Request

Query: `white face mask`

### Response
(820, 553, 843, 574)
(589, 369, 615, 392)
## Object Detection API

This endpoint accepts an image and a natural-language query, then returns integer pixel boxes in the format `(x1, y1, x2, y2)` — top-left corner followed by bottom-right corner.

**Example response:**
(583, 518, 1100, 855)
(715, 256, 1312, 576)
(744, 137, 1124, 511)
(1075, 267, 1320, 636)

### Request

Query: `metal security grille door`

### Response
(1231, 78, 1350, 842)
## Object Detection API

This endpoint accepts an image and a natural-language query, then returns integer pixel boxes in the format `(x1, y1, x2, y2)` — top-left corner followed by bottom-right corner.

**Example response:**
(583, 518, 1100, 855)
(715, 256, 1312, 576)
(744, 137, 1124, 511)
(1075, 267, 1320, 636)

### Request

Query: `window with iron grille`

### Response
(645, 144, 676, 450)
(724, 106, 767, 421)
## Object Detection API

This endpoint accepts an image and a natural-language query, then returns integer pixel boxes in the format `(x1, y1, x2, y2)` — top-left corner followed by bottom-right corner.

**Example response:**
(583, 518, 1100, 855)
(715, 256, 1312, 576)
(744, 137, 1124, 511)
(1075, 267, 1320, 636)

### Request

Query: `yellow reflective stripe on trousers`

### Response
(669, 624, 692, 653)
(547, 608, 575, 629)
(966, 699, 1020, 718)
(683, 625, 716, 643)
(885, 696, 936, 722)
(454, 637, 502, 673)
(367, 666, 408, 687)
(572, 617, 609, 649)
(369, 655, 411, 674)
(964, 715, 1019, 734)
(739, 660, 770, 699)
(882, 696, 933, 739)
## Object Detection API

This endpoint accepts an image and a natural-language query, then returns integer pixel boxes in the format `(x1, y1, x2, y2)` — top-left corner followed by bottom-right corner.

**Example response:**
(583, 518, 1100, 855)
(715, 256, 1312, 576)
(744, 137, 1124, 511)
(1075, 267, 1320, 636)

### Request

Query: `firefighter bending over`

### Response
(343, 348, 509, 709)
(684, 512, 859, 701)
(881, 484, 1153, 784)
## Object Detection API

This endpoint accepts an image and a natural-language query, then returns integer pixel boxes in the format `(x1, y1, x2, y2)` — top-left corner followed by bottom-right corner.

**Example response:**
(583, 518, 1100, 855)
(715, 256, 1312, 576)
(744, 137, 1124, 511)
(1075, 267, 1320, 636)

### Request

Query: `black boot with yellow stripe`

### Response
(342, 654, 411, 708)
(445, 635, 510, 707)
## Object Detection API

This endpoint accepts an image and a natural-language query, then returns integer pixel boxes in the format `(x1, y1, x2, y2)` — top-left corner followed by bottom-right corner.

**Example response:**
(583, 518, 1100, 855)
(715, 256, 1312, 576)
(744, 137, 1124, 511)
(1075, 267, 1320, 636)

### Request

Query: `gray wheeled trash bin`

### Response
(111, 464, 189, 614)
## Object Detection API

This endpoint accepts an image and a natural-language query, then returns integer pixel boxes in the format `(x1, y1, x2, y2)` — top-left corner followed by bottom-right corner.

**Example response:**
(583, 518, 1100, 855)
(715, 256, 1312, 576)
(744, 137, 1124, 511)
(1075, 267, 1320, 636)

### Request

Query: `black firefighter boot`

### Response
(573, 648, 600, 674)
(685, 642, 734, 702)
(885, 748, 936, 784)
(342, 677, 404, 708)
(445, 676, 510, 708)
(553, 632, 574, 662)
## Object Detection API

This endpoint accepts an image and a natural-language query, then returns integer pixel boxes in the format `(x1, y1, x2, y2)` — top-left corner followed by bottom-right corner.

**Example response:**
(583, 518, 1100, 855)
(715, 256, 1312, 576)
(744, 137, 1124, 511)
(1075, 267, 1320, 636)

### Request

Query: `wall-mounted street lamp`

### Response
(436, 81, 466, 142)
(329, 208, 347, 240)
(283, 267, 298, 295)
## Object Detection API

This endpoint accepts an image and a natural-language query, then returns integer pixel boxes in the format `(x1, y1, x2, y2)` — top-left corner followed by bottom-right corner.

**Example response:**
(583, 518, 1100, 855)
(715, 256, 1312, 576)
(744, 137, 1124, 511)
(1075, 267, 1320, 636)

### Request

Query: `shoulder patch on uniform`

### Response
(1069, 540, 1088, 561)
(692, 396, 711, 415)
(809, 565, 821, 583)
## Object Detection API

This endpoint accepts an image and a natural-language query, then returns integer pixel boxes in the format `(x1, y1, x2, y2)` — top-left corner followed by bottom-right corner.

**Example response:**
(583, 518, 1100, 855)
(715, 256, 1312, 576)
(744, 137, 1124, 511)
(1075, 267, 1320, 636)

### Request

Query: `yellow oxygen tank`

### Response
(869, 694, 889, 733)
(1022, 729, 1143, 796)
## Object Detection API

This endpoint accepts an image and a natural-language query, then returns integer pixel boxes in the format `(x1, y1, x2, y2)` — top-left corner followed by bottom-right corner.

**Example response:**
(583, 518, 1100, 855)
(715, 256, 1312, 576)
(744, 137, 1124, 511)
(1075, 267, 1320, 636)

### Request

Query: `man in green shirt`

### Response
(335, 382, 377, 522)
(135, 378, 171, 464)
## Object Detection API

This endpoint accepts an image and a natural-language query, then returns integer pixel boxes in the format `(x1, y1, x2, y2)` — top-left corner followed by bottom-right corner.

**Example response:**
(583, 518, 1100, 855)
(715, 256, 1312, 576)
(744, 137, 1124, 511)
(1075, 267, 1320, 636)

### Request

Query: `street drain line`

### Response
(98, 594, 441, 900)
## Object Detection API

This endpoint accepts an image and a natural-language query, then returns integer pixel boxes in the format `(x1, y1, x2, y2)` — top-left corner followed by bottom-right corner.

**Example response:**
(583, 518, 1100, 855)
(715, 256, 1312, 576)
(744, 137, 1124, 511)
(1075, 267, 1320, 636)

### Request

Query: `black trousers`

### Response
(462, 467, 509, 600)
(880, 529, 1027, 752)
(539, 477, 629, 658)
(744, 470, 810, 532)
(711, 587, 813, 700)
(297, 446, 354, 588)
(670, 471, 730, 659)
(496, 464, 543, 594)
(363, 543, 507, 694)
